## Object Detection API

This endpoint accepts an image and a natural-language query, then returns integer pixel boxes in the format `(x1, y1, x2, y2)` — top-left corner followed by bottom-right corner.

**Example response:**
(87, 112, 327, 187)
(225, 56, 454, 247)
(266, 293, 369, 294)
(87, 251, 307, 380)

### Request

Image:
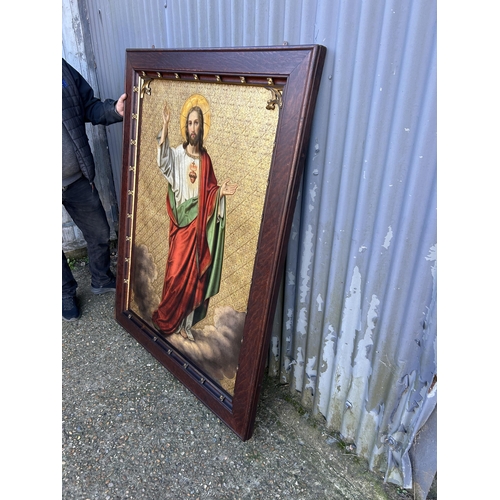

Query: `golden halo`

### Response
(180, 94, 211, 141)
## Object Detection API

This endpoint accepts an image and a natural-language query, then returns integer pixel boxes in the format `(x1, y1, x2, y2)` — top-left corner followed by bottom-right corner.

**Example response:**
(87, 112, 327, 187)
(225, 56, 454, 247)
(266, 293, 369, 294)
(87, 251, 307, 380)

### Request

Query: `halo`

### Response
(180, 94, 211, 141)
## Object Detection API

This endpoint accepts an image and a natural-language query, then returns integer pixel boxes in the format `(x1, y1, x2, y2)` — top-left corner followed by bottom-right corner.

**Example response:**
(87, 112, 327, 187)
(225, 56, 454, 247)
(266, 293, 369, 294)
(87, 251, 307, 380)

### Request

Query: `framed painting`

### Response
(115, 45, 326, 440)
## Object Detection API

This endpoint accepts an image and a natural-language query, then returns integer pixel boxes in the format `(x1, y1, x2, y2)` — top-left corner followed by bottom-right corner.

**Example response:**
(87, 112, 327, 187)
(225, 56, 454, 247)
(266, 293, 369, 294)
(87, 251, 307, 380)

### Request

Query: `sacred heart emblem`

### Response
(189, 161, 197, 183)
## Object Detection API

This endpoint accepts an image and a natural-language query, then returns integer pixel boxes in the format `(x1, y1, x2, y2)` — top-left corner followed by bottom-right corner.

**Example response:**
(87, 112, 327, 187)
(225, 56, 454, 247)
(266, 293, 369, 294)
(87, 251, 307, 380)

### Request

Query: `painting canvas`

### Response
(116, 46, 326, 440)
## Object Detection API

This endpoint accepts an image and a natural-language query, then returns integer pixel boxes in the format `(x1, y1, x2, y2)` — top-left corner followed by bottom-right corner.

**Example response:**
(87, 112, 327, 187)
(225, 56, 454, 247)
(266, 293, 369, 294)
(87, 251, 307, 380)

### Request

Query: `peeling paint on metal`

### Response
(295, 347, 305, 390)
(340, 294, 379, 441)
(424, 244, 437, 371)
(271, 335, 280, 361)
(299, 225, 314, 302)
(285, 309, 293, 331)
(343, 267, 362, 328)
(309, 183, 318, 211)
(284, 356, 296, 374)
(353, 295, 379, 378)
(383, 226, 393, 249)
(305, 356, 317, 393)
(316, 294, 324, 312)
(310, 183, 318, 200)
(296, 307, 308, 337)
(425, 244, 436, 278)
(329, 266, 362, 422)
(318, 325, 336, 415)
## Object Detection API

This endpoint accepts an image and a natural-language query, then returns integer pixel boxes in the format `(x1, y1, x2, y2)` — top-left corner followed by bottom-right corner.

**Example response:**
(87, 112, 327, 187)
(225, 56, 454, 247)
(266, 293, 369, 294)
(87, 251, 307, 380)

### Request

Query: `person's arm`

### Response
(65, 60, 124, 126)
(156, 105, 175, 183)
(159, 102, 170, 147)
(157, 133, 173, 174)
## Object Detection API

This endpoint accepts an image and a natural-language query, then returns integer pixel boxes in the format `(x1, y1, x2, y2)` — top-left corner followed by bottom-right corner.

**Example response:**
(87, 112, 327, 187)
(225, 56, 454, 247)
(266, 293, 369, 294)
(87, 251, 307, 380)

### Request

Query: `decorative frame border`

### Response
(115, 45, 326, 440)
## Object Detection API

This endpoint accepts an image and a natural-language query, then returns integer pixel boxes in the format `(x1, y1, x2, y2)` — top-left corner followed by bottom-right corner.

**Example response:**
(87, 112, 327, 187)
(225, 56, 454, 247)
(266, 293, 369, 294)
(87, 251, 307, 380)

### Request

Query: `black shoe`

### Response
(63, 296, 81, 322)
(91, 277, 116, 295)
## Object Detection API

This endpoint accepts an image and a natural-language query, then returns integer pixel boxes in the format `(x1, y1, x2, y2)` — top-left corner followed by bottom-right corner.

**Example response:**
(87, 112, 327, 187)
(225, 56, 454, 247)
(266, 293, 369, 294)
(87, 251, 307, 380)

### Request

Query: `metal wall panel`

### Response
(62, 0, 120, 252)
(73, 0, 437, 493)
(83, 0, 168, 202)
(272, 1, 437, 489)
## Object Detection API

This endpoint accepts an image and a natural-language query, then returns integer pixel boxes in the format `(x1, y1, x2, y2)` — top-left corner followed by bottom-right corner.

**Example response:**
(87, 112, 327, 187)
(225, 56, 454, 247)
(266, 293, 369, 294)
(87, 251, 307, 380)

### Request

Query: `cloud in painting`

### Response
(167, 305, 246, 384)
(130, 245, 246, 390)
(130, 244, 159, 321)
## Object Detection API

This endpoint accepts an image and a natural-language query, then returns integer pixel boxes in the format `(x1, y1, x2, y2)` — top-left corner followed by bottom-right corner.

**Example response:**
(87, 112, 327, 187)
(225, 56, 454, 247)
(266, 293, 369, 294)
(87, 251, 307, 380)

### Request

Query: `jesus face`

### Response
(187, 110, 201, 147)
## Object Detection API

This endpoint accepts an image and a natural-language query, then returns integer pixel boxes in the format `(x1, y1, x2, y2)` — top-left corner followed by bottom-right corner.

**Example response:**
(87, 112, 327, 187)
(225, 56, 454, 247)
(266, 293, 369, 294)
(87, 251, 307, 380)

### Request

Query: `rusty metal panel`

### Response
(71, 0, 437, 493)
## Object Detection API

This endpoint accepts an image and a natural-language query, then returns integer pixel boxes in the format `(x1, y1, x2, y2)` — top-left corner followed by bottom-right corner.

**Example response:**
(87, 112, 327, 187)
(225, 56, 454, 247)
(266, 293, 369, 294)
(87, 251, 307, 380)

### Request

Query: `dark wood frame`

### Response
(115, 45, 326, 440)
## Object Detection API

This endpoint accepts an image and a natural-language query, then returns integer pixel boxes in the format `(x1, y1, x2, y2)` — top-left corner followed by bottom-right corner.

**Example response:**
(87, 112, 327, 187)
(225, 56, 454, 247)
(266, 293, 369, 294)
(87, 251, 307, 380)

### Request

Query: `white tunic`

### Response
(157, 133, 225, 216)
(157, 134, 199, 208)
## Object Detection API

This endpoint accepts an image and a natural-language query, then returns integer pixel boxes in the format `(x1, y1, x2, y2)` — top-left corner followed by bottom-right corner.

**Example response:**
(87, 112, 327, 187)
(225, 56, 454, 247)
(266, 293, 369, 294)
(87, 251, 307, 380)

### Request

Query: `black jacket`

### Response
(62, 58, 123, 184)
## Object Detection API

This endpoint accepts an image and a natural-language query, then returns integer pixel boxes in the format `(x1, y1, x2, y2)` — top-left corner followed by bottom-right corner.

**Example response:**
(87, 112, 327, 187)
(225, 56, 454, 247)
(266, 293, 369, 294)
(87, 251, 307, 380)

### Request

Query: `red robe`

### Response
(152, 151, 224, 335)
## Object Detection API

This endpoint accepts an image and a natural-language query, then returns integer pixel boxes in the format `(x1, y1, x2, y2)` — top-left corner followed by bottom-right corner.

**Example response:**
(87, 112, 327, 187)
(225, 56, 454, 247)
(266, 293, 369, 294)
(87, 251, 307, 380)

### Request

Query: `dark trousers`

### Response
(62, 177, 114, 298)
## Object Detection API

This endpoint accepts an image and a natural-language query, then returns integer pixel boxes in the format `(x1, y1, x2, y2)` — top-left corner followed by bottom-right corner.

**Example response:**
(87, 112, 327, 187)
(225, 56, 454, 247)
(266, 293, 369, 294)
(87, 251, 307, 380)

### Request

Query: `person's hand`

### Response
(159, 102, 171, 146)
(163, 102, 170, 126)
(115, 93, 127, 117)
(220, 179, 238, 197)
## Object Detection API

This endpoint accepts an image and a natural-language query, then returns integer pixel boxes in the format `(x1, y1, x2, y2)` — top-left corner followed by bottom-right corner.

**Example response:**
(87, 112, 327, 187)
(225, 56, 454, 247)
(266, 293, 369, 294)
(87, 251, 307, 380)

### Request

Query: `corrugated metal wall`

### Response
(83, 0, 168, 203)
(62, 0, 120, 253)
(71, 0, 437, 494)
(271, 1, 437, 491)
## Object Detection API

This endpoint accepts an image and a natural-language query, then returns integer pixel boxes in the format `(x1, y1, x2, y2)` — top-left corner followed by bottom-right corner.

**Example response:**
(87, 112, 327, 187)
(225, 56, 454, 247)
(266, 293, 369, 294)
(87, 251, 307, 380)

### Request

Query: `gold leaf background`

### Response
(130, 79, 279, 329)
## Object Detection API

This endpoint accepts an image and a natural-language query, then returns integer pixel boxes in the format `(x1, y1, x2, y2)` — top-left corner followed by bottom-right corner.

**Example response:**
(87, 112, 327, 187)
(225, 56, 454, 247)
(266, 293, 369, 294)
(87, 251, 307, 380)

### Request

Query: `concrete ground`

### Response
(62, 259, 427, 500)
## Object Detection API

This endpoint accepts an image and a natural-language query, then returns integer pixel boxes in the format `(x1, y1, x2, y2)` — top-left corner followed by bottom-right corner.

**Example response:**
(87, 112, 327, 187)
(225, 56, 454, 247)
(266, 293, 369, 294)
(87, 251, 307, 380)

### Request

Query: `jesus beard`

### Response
(189, 131, 201, 148)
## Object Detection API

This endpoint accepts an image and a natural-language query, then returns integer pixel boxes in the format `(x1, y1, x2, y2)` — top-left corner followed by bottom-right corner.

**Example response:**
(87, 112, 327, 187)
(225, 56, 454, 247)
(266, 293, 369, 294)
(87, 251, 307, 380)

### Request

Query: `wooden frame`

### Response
(115, 45, 326, 440)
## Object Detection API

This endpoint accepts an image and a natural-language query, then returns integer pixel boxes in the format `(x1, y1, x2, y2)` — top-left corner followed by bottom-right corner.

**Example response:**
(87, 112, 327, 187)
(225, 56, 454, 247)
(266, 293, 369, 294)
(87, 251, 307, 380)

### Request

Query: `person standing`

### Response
(152, 100, 237, 341)
(62, 58, 126, 321)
